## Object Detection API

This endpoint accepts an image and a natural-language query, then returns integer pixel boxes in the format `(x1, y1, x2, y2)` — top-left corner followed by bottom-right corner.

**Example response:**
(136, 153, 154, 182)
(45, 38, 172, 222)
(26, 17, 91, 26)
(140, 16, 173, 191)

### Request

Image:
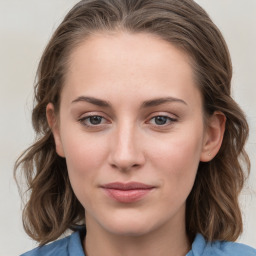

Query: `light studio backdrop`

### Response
(0, 1, 255, 255)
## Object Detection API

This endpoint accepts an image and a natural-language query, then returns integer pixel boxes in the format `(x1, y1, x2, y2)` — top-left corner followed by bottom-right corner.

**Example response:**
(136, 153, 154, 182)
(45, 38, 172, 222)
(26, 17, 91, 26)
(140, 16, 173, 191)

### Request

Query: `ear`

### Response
(200, 111, 226, 162)
(46, 103, 65, 158)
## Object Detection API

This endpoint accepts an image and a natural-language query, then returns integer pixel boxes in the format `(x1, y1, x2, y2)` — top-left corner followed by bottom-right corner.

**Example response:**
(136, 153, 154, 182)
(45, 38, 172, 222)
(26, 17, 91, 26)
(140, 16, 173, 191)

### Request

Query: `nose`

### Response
(108, 122, 145, 172)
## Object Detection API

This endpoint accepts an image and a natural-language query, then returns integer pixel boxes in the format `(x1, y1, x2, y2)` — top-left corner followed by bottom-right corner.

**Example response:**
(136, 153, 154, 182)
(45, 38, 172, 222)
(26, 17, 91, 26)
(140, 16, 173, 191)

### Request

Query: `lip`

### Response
(101, 182, 155, 203)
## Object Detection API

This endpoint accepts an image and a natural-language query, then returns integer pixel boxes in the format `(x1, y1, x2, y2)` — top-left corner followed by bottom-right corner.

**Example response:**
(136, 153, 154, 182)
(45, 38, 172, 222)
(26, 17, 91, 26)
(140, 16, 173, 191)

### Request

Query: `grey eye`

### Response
(88, 116, 103, 125)
(153, 116, 169, 125)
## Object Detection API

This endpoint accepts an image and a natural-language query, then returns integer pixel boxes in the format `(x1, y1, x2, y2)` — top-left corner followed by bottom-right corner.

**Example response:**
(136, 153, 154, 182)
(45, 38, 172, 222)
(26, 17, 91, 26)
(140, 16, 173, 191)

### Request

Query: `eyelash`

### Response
(147, 115, 177, 126)
(78, 114, 177, 128)
(78, 115, 109, 127)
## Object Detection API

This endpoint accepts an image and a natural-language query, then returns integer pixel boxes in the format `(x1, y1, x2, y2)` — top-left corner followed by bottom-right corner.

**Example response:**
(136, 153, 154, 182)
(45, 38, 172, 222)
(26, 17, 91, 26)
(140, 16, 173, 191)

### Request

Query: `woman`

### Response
(15, 0, 256, 255)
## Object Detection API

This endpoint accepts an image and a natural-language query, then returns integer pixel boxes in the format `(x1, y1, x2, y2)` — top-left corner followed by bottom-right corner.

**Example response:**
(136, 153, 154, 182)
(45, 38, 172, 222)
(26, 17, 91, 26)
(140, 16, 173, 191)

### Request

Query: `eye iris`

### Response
(89, 116, 102, 125)
(155, 116, 167, 125)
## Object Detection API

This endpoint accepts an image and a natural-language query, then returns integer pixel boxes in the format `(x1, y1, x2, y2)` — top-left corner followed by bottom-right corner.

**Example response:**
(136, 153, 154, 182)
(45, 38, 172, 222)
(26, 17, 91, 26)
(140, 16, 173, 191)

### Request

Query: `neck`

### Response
(84, 214, 191, 256)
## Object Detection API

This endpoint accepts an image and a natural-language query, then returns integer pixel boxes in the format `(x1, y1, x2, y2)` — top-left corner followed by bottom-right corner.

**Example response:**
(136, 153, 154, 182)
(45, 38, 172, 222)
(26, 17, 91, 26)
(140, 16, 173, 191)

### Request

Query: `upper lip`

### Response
(101, 182, 155, 190)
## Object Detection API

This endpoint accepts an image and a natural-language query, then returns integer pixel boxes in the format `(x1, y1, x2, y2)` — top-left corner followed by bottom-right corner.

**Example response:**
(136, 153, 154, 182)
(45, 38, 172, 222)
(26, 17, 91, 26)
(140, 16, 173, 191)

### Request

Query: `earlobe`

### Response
(200, 111, 226, 162)
(46, 103, 65, 158)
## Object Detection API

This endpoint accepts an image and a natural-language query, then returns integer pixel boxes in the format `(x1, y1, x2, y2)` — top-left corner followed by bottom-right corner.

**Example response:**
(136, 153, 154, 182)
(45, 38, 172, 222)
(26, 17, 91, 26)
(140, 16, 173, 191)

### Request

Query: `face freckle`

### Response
(52, 32, 206, 238)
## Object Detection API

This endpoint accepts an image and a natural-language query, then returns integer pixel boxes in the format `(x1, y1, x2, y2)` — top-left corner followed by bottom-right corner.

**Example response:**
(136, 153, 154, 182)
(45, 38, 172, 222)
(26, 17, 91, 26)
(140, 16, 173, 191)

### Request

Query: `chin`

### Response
(96, 211, 162, 237)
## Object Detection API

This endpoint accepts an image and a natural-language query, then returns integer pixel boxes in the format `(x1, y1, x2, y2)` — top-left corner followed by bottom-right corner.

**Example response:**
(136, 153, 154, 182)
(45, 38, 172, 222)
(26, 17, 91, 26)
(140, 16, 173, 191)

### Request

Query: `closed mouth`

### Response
(100, 182, 155, 203)
(101, 182, 155, 190)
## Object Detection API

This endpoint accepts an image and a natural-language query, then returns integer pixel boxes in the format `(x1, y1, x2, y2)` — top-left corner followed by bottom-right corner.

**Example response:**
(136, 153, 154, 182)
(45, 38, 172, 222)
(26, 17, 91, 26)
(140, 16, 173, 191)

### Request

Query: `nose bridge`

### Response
(109, 119, 144, 170)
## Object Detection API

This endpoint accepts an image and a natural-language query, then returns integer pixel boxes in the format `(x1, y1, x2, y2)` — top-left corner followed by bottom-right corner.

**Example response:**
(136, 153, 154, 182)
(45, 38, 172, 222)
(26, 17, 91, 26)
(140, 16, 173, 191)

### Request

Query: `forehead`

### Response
(62, 32, 201, 110)
(67, 31, 193, 79)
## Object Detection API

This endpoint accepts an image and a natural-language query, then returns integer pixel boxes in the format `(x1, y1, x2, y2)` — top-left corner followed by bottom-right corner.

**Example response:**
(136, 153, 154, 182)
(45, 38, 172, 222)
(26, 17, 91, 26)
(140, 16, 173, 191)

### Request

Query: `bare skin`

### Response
(47, 32, 225, 256)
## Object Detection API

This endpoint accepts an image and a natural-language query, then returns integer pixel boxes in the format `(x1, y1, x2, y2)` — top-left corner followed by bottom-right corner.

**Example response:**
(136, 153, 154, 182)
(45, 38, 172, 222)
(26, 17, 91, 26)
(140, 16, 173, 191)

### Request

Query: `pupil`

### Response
(155, 116, 167, 125)
(90, 116, 102, 125)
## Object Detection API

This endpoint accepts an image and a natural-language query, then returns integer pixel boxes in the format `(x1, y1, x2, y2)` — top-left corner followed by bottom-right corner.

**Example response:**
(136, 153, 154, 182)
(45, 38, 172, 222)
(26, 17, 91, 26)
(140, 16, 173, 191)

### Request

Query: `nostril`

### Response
(110, 162, 141, 172)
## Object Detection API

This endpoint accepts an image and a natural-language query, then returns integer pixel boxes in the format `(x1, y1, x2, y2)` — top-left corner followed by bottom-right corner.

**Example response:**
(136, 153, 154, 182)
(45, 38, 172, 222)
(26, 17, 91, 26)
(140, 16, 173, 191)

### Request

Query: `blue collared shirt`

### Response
(21, 230, 256, 256)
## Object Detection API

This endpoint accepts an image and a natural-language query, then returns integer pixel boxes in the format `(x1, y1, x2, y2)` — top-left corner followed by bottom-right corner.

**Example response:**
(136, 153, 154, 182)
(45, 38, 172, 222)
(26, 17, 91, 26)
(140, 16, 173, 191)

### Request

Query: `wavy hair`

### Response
(14, 0, 250, 245)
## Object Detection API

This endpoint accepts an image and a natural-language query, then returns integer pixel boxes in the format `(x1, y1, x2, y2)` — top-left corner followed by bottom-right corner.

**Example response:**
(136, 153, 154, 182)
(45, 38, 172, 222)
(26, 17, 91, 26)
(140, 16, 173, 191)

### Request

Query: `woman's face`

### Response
(50, 32, 210, 237)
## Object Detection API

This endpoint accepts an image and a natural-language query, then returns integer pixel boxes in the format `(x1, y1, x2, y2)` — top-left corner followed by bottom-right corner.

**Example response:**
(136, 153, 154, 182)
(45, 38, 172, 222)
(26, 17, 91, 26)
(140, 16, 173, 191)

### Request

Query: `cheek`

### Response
(148, 125, 204, 189)
(61, 131, 109, 194)
(151, 130, 202, 168)
(153, 138, 201, 207)
(63, 137, 110, 211)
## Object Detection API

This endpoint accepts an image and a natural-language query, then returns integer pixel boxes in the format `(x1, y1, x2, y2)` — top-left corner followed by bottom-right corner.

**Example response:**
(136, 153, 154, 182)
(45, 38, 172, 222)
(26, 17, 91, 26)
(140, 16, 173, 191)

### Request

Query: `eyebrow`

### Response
(141, 97, 187, 108)
(72, 96, 110, 107)
(71, 96, 187, 108)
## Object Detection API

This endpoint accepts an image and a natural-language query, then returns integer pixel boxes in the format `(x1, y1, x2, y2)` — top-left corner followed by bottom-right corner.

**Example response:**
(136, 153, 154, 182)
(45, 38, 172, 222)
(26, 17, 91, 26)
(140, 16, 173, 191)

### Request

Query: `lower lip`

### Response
(103, 188, 153, 203)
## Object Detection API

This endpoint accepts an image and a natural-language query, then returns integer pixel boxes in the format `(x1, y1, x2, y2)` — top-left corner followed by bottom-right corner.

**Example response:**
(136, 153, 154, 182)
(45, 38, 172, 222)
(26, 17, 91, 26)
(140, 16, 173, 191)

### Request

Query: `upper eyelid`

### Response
(147, 116, 177, 124)
(78, 115, 110, 128)
(78, 111, 108, 119)
(145, 113, 178, 126)
(146, 112, 178, 119)
(79, 114, 108, 121)
(78, 116, 176, 129)
(77, 111, 178, 121)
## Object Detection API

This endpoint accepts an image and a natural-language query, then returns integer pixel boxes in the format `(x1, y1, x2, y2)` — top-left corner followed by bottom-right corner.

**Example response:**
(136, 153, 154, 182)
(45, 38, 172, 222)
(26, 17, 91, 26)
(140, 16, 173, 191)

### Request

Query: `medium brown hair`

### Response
(15, 0, 250, 245)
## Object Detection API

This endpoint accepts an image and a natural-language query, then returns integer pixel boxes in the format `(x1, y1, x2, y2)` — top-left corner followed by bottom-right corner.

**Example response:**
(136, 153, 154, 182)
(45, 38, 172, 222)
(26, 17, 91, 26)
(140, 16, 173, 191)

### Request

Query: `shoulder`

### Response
(20, 230, 85, 256)
(189, 234, 256, 256)
(20, 236, 70, 256)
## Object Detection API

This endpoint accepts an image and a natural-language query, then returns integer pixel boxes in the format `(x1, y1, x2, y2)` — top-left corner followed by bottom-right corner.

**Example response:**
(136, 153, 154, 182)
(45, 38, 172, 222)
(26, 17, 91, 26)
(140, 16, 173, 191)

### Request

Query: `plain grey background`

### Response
(0, 1, 255, 255)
